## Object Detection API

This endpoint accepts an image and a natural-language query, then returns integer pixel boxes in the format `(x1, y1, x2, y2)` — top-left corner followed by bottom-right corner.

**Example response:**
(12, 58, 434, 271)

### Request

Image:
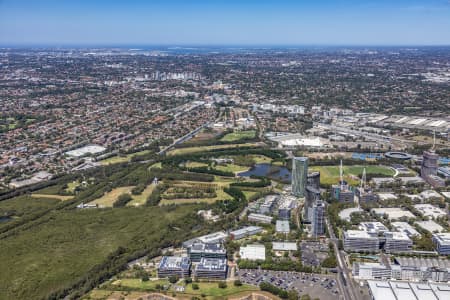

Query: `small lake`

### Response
(238, 163, 291, 182)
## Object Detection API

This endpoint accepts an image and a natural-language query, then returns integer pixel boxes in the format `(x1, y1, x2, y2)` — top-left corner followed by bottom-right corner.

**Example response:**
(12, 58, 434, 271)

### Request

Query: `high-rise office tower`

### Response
(292, 157, 308, 197)
(311, 201, 325, 237)
(421, 150, 439, 178)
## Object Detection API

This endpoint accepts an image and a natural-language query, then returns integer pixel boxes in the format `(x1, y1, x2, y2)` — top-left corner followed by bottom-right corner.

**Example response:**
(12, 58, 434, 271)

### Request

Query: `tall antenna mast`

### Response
(361, 168, 366, 189)
(432, 130, 436, 151)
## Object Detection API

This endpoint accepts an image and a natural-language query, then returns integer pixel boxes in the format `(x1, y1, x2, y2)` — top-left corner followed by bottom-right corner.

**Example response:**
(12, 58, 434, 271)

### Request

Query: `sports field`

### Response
(309, 165, 394, 185)
(215, 163, 250, 173)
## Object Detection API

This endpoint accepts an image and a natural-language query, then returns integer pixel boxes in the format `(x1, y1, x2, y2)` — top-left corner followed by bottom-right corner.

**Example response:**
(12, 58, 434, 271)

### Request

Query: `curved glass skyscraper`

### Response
(292, 157, 308, 197)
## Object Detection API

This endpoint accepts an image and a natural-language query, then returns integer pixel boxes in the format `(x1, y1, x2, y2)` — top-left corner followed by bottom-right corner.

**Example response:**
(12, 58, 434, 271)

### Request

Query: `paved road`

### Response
(325, 217, 358, 300)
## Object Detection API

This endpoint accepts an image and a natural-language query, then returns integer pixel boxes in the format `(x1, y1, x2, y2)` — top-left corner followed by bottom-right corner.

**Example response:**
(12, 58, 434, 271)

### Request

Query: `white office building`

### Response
(353, 263, 391, 280)
(384, 232, 413, 253)
(344, 230, 380, 253)
(432, 233, 450, 255)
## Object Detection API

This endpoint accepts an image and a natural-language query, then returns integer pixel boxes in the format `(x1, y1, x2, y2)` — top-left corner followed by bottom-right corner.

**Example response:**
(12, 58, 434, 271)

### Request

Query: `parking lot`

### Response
(237, 269, 340, 300)
(300, 241, 329, 267)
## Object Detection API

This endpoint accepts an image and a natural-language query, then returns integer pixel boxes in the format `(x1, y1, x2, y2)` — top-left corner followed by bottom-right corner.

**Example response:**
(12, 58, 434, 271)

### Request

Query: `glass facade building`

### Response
(292, 157, 308, 197)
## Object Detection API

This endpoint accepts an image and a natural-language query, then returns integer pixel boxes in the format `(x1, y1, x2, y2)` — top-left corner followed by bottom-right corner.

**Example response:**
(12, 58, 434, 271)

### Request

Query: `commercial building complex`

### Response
(344, 230, 380, 252)
(187, 243, 226, 262)
(247, 213, 273, 224)
(183, 231, 227, 248)
(194, 258, 228, 280)
(432, 233, 450, 255)
(292, 157, 308, 197)
(229, 226, 263, 240)
(157, 256, 191, 278)
(383, 232, 413, 254)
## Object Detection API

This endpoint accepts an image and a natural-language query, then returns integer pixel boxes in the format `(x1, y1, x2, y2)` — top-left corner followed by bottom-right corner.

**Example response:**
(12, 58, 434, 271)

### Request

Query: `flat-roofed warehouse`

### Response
(367, 280, 450, 300)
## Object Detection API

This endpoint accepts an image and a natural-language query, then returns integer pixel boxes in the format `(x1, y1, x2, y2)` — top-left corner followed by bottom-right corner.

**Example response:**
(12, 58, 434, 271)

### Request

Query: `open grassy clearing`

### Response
(215, 163, 250, 173)
(31, 194, 74, 201)
(309, 165, 395, 185)
(127, 183, 156, 207)
(149, 162, 162, 169)
(89, 186, 134, 207)
(111, 278, 169, 290)
(220, 130, 256, 142)
(66, 181, 81, 193)
(100, 150, 152, 165)
(184, 282, 259, 297)
(185, 161, 209, 168)
(167, 143, 258, 156)
(159, 188, 233, 205)
(0, 205, 201, 300)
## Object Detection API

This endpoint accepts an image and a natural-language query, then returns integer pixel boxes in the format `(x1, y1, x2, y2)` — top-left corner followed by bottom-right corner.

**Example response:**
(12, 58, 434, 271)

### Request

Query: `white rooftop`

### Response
(416, 220, 444, 233)
(414, 204, 447, 219)
(371, 208, 415, 220)
(272, 242, 297, 251)
(66, 144, 106, 157)
(368, 280, 450, 300)
(239, 244, 266, 261)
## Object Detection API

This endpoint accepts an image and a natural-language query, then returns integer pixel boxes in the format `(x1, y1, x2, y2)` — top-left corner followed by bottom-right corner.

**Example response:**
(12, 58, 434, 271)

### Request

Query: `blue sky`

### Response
(1, 0, 450, 46)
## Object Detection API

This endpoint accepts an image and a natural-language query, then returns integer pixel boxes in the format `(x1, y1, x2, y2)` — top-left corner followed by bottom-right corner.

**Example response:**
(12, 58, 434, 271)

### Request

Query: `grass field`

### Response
(66, 181, 80, 193)
(220, 130, 256, 142)
(184, 282, 259, 297)
(89, 186, 134, 207)
(149, 162, 162, 169)
(167, 143, 258, 156)
(100, 150, 152, 165)
(215, 163, 250, 173)
(309, 165, 395, 185)
(185, 161, 209, 168)
(0, 205, 200, 300)
(127, 183, 156, 207)
(159, 188, 232, 205)
(111, 278, 169, 290)
(31, 194, 74, 201)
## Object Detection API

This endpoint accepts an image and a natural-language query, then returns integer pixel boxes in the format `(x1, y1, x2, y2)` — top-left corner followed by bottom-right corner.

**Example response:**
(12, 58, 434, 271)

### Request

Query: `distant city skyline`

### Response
(1, 0, 450, 46)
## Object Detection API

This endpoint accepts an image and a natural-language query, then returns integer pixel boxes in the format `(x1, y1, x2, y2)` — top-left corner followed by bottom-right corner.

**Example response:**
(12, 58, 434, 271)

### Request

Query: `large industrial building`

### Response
(292, 157, 308, 197)
(187, 242, 226, 262)
(344, 230, 380, 253)
(367, 280, 450, 300)
(194, 258, 228, 280)
(157, 256, 191, 278)
(432, 233, 450, 255)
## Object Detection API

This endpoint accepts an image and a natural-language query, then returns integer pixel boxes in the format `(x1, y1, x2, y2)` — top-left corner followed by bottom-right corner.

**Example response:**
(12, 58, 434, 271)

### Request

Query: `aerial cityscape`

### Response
(1, 1, 450, 300)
